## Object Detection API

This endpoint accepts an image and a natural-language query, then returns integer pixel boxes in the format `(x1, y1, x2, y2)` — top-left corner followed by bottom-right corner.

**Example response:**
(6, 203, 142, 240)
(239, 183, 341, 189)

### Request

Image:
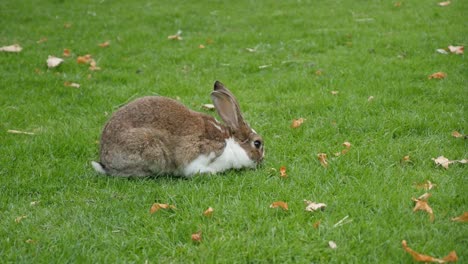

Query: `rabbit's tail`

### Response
(91, 161, 107, 175)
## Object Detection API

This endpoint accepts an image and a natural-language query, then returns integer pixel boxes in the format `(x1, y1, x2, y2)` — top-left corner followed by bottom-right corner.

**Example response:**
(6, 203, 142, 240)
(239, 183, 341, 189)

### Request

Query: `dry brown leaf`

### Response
(451, 131, 464, 138)
(270, 201, 288, 211)
(36, 37, 47, 44)
(168, 30, 183, 40)
(0, 44, 22, 52)
(99, 41, 110, 47)
(428, 72, 447, 79)
(304, 200, 327, 212)
(402, 240, 458, 263)
(451, 212, 468, 222)
(150, 203, 176, 214)
(191, 231, 202, 242)
(203, 207, 214, 217)
(63, 49, 71, 57)
(432, 156, 451, 169)
(15, 215, 27, 223)
(313, 220, 321, 229)
(279, 166, 287, 178)
(89, 59, 101, 71)
(7, 129, 35, 135)
(402, 155, 411, 163)
(415, 180, 437, 191)
(25, 239, 36, 244)
(438, 1, 451, 7)
(77, 54, 93, 64)
(64, 82, 80, 88)
(47, 56, 64, 68)
(291, 118, 305, 128)
(202, 104, 215, 110)
(331, 91, 339, 95)
(412, 193, 434, 222)
(448, 45, 463, 55)
(198, 44, 205, 49)
(317, 153, 329, 168)
(315, 70, 323, 76)
(394, 2, 402, 7)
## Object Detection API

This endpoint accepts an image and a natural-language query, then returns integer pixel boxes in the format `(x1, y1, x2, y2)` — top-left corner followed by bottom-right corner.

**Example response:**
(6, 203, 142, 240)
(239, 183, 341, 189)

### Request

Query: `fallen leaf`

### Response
(313, 220, 321, 229)
(432, 156, 451, 169)
(203, 207, 214, 217)
(99, 41, 110, 47)
(331, 91, 339, 95)
(315, 70, 323, 76)
(448, 45, 463, 55)
(279, 166, 287, 178)
(402, 240, 458, 263)
(368, 95, 375, 102)
(7, 129, 35, 135)
(15, 215, 27, 223)
(47, 56, 64, 68)
(25, 239, 36, 244)
(317, 153, 329, 168)
(438, 1, 451, 7)
(436, 48, 449, 54)
(428, 72, 447, 79)
(30, 201, 40, 206)
(270, 201, 288, 211)
(77, 54, 93, 64)
(245, 48, 256, 52)
(198, 44, 205, 49)
(36, 37, 47, 44)
(451, 131, 463, 138)
(291, 118, 305, 128)
(414, 180, 437, 190)
(328, 241, 337, 249)
(63, 49, 71, 57)
(341, 142, 351, 155)
(89, 59, 101, 71)
(412, 193, 434, 222)
(304, 200, 327, 212)
(402, 155, 411, 163)
(258, 64, 272, 69)
(0, 44, 23, 53)
(150, 203, 176, 214)
(451, 212, 468, 222)
(202, 104, 215, 110)
(191, 231, 202, 242)
(64, 22, 72, 28)
(394, 2, 402, 7)
(168, 30, 183, 40)
(64, 82, 80, 88)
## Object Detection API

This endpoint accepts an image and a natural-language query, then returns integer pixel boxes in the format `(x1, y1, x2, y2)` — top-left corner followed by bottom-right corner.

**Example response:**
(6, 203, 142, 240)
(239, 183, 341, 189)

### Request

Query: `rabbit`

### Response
(91, 81, 264, 177)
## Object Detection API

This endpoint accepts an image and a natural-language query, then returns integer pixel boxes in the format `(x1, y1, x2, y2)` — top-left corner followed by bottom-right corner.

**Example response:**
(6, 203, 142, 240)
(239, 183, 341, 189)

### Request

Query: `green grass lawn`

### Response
(1, 0, 466, 262)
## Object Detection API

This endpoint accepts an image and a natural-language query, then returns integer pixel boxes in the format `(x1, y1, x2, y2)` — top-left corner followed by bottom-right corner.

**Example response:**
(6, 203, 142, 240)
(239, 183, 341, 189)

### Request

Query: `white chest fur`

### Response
(183, 138, 255, 176)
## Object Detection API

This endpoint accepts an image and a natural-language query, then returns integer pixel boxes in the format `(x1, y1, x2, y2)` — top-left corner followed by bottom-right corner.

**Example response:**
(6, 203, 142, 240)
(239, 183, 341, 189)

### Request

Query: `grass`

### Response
(1, 0, 467, 262)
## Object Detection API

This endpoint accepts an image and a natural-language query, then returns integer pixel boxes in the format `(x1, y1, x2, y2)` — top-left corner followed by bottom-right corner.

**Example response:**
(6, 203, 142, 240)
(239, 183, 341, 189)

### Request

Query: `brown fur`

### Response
(99, 97, 229, 176)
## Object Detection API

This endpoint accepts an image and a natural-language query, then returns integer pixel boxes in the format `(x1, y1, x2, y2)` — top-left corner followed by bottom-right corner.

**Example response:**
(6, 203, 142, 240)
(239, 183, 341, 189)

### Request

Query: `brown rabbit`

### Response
(91, 81, 264, 177)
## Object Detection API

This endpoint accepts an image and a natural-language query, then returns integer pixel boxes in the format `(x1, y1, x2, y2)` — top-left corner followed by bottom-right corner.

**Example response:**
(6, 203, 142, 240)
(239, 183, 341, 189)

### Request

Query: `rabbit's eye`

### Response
(253, 140, 262, 149)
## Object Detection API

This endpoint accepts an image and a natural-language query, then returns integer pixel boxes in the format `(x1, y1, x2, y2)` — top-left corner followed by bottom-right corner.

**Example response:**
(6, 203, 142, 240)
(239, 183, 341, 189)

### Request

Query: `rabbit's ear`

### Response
(211, 81, 246, 132)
